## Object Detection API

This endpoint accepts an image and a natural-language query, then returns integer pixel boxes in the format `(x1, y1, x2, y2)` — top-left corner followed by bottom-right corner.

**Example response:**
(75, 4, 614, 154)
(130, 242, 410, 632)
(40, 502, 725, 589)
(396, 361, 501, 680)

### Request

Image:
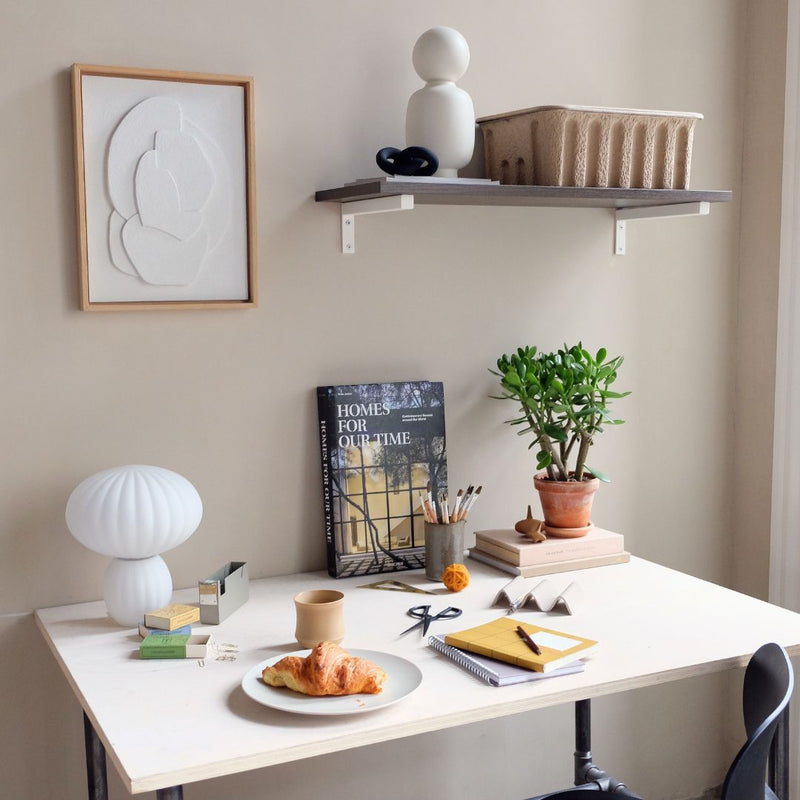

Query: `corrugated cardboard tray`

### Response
(476, 104, 702, 189)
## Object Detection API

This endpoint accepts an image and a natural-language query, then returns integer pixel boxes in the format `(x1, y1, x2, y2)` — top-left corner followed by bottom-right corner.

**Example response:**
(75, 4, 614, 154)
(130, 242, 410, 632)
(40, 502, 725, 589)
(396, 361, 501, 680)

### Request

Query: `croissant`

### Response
(262, 641, 387, 696)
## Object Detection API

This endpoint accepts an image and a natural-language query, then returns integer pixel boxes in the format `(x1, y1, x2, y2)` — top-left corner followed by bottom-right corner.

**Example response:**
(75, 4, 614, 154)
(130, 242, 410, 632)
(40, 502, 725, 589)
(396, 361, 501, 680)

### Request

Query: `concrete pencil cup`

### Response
(424, 520, 465, 581)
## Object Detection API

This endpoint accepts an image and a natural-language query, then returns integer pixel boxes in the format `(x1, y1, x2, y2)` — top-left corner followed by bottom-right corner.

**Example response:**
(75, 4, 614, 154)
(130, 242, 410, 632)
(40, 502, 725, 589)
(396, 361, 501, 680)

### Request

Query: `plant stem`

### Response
(575, 403, 598, 480)
(538, 431, 568, 480)
(575, 433, 591, 480)
(563, 431, 578, 465)
(522, 404, 568, 479)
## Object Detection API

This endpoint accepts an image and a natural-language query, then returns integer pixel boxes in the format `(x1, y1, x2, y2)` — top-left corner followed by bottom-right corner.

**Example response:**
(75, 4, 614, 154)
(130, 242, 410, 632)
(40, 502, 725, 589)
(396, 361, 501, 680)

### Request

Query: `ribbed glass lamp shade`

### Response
(65, 465, 203, 559)
(103, 555, 173, 627)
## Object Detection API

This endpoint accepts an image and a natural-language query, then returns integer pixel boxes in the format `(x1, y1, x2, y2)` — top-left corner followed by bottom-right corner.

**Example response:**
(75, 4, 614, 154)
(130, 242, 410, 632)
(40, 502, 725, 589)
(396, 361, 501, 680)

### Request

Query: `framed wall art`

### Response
(71, 64, 257, 311)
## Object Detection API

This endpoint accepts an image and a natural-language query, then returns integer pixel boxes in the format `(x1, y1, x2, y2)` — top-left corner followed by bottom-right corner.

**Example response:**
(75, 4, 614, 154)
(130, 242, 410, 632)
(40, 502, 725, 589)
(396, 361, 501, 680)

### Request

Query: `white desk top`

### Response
(35, 557, 800, 795)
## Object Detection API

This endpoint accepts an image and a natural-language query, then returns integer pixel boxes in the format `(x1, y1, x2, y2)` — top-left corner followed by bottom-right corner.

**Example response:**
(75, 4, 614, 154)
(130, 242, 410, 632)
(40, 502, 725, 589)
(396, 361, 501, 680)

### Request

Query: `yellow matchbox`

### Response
(143, 603, 200, 631)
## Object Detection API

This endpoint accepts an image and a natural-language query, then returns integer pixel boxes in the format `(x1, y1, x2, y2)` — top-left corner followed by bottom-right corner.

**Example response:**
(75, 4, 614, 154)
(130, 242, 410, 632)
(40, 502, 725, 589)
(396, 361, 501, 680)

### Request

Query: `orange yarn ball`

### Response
(442, 563, 470, 592)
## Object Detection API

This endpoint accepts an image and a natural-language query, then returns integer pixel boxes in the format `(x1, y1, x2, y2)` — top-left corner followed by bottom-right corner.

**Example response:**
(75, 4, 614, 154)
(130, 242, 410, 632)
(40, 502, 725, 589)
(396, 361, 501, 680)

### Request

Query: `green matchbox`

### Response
(139, 634, 211, 659)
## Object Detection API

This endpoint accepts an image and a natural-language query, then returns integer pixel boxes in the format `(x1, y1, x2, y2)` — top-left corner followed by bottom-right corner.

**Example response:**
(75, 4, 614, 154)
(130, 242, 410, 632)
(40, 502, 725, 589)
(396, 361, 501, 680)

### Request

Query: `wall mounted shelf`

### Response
(314, 178, 733, 254)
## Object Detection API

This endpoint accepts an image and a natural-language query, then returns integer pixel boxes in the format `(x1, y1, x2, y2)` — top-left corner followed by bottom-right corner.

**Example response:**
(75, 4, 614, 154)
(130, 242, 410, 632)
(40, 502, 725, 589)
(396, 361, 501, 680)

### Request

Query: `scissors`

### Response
(400, 604, 462, 636)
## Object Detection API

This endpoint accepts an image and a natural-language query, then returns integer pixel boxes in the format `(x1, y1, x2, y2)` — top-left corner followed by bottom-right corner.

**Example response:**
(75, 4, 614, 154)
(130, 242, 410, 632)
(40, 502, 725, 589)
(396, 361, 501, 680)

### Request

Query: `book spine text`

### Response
(317, 387, 337, 577)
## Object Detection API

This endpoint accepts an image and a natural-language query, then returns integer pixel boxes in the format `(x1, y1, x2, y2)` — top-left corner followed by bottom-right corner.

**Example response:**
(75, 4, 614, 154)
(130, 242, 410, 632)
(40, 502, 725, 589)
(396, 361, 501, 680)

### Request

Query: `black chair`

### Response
(526, 643, 794, 800)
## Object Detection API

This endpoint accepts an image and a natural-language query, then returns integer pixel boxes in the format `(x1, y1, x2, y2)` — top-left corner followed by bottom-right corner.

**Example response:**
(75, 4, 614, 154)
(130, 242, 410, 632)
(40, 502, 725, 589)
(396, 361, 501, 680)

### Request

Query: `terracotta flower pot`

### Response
(534, 473, 599, 536)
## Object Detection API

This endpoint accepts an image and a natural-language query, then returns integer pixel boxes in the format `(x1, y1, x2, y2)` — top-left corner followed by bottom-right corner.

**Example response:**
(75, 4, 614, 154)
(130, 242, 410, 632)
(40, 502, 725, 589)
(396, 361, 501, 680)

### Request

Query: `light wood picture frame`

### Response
(71, 64, 257, 311)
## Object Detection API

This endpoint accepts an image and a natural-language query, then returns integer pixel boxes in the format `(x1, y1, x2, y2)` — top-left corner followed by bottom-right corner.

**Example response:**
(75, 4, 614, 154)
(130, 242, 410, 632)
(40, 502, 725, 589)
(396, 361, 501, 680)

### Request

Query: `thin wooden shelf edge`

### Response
(314, 178, 733, 254)
(315, 178, 732, 208)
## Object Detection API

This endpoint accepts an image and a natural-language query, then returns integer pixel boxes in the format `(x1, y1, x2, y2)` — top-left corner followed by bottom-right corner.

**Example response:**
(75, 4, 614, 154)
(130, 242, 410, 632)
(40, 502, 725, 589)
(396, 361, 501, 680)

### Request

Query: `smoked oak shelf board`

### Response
(314, 178, 732, 209)
(315, 179, 732, 254)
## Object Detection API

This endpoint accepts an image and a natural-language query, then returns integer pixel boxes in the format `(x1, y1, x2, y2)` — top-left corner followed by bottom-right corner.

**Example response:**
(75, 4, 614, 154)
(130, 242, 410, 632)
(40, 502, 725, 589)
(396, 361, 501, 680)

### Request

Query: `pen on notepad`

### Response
(516, 625, 542, 655)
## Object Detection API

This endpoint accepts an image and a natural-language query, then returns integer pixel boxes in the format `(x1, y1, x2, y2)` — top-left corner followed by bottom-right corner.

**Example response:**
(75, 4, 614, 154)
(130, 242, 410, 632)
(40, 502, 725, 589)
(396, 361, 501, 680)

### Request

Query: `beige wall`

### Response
(1, 1, 787, 798)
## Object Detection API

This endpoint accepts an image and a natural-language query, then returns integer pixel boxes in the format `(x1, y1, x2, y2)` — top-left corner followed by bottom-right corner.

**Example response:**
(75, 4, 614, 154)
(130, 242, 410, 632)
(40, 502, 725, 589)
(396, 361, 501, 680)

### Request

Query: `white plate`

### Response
(241, 649, 423, 716)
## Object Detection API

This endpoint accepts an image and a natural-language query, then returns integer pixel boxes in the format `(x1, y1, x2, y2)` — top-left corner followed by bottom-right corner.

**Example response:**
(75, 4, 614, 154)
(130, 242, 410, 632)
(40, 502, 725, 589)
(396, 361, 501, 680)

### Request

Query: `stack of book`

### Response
(468, 526, 630, 577)
(137, 603, 200, 638)
(137, 603, 211, 659)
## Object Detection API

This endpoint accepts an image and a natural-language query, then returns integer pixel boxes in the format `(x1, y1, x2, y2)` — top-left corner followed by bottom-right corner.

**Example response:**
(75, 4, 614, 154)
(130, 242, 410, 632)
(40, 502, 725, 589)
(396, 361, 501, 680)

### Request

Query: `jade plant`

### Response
(490, 343, 630, 483)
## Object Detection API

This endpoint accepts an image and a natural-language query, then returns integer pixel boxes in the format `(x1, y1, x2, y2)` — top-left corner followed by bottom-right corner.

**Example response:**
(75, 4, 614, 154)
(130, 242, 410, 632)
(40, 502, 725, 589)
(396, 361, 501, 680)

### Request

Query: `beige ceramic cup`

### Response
(294, 589, 345, 649)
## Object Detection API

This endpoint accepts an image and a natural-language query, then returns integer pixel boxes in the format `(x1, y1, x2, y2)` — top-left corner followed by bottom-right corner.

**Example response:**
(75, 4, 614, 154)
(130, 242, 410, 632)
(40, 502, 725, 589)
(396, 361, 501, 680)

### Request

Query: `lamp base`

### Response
(103, 555, 173, 627)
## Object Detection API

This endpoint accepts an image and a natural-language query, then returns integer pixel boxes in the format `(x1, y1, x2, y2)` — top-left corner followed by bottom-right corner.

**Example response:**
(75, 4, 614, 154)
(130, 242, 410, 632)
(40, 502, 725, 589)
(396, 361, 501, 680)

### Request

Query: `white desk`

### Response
(35, 557, 800, 798)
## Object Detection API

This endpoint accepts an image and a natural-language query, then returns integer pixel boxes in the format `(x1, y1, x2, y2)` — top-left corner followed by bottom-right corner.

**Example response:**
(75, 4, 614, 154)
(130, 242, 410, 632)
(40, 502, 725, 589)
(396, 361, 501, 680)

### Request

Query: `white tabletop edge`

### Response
(34, 557, 800, 794)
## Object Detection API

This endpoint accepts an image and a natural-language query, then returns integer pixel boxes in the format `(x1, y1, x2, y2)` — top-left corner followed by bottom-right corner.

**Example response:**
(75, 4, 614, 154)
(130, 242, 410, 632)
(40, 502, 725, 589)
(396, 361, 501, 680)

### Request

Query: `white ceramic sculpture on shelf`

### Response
(405, 26, 475, 178)
(65, 465, 203, 626)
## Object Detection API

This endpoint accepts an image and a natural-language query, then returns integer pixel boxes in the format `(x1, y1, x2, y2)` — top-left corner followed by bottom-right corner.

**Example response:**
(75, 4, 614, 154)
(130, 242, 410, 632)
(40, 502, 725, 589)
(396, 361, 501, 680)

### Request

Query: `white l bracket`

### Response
(341, 194, 414, 253)
(614, 201, 710, 255)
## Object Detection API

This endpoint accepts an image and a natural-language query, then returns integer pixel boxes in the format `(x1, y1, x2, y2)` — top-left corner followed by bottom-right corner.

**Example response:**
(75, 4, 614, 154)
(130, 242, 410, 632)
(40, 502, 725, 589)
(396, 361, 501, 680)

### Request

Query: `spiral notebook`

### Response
(428, 634, 585, 686)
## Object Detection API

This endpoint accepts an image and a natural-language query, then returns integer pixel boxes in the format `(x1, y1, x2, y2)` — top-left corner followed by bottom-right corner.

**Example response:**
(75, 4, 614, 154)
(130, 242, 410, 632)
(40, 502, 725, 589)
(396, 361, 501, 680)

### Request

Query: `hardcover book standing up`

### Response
(317, 381, 447, 578)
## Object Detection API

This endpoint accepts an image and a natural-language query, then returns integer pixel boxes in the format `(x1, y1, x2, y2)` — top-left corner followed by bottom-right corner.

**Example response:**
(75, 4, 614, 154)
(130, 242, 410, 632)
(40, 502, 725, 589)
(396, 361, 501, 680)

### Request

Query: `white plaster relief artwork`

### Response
(106, 97, 231, 287)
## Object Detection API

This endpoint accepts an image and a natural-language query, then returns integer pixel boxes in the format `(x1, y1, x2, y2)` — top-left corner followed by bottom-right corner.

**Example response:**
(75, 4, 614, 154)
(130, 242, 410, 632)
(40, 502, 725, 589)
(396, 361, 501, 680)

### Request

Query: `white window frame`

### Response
(771, 0, 800, 615)
(771, 7, 800, 800)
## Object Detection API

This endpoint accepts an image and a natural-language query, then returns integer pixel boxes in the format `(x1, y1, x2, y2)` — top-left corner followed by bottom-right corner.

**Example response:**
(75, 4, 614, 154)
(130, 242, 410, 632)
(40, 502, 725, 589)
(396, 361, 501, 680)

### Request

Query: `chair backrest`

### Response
(721, 643, 794, 800)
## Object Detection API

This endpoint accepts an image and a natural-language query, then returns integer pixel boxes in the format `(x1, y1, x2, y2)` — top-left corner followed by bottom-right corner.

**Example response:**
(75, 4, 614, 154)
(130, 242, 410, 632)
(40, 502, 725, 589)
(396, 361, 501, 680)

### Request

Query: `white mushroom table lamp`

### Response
(65, 465, 203, 626)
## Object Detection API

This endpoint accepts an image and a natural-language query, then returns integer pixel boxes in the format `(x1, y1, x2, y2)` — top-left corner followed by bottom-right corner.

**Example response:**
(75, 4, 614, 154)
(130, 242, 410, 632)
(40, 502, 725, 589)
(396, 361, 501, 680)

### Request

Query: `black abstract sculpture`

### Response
(376, 146, 439, 177)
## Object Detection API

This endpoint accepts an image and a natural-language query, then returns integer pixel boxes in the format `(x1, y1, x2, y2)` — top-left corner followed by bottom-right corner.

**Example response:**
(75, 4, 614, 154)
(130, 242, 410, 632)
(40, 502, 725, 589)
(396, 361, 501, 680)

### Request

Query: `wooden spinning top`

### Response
(515, 506, 546, 542)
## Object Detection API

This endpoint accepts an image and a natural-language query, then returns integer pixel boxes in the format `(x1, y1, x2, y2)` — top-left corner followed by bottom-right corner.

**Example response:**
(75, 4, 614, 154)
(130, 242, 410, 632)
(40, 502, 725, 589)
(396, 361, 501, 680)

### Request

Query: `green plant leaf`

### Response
(585, 464, 610, 483)
(525, 373, 542, 389)
(543, 423, 568, 442)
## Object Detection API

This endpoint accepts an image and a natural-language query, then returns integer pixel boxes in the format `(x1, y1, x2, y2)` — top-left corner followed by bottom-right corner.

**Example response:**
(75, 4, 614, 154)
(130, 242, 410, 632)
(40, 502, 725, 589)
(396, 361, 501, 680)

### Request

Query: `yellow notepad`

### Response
(444, 616, 598, 673)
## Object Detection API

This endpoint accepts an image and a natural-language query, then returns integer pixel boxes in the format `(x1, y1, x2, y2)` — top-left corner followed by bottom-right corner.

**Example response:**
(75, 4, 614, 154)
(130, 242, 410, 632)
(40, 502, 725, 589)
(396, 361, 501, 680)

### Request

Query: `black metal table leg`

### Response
(572, 699, 635, 795)
(157, 787, 184, 799)
(83, 712, 108, 800)
(574, 699, 594, 785)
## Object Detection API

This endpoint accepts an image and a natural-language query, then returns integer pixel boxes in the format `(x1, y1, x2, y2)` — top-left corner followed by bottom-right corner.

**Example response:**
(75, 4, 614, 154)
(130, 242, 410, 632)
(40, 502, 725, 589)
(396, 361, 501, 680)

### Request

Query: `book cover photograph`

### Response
(317, 381, 447, 578)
